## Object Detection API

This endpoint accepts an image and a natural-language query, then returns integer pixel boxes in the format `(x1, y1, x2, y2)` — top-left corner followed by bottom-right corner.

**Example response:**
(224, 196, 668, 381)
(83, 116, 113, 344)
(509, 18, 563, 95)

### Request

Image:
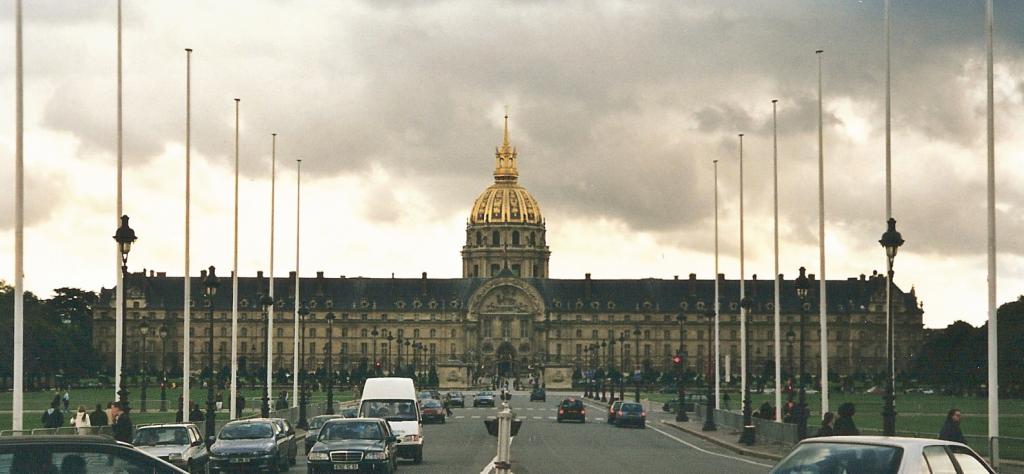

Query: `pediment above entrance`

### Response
(466, 277, 545, 321)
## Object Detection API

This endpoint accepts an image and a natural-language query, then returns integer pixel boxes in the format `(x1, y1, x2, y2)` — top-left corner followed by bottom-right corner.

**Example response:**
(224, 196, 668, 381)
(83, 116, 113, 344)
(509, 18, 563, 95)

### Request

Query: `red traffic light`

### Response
(672, 355, 682, 365)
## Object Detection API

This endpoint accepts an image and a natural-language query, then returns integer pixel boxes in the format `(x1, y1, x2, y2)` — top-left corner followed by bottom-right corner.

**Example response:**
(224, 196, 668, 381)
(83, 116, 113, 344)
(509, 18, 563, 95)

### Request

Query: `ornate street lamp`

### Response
(739, 295, 756, 445)
(371, 327, 379, 376)
(139, 322, 150, 413)
(702, 308, 717, 432)
(404, 340, 411, 377)
(632, 326, 641, 403)
(325, 312, 336, 415)
(676, 313, 687, 422)
(396, 336, 404, 373)
(386, 332, 395, 374)
(879, 217, 904, 436)
(607, 337, 616, 401)
(794, 267, 810, 440)
(785, 328, 796, 390)
(600, 340, 608, 402)
(259, 294, 274, 418)
(297, 303, 310, 429)
(618, 332, 627, 401)
(113, 215, 137, 410)
(202, 266, 220, 444)
(159, 325, 169, 412)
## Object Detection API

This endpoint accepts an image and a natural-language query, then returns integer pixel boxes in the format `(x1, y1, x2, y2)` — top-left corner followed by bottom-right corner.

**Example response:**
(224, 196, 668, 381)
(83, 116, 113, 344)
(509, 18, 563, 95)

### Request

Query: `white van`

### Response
(359, 377, 423, 464)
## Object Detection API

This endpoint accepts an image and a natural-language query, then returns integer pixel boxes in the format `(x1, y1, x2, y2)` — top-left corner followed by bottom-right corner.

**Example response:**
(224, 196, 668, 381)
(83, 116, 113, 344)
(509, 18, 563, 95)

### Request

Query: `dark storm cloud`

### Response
(22, 0, 1024, 257)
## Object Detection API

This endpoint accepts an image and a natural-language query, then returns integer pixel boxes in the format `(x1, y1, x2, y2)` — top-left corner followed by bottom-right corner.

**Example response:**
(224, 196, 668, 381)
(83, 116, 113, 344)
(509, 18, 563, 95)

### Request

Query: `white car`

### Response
(770, 436, 994, 474)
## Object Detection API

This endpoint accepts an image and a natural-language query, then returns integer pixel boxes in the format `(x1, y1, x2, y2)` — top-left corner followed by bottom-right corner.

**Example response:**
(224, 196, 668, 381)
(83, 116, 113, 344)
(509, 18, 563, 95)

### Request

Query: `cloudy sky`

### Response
(1, 0, 1022, 329)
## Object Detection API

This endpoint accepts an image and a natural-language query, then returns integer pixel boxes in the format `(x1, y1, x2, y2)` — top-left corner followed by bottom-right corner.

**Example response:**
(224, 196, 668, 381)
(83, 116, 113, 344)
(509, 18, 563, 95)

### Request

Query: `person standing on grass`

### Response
(89, 404, 108, 427)
(62, 390, 71, 412)
(110, 402, 134, 443)
(71, 406, 91, 434)
(834, 402, 860, 436)
(938, 408, 965, 444)
(815, 412, 835, 437)
(42, 398, 64, 428)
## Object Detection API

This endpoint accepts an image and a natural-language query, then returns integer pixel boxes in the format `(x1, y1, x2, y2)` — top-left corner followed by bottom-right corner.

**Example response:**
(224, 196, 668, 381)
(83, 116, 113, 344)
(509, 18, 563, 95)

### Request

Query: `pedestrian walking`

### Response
(62, 390, 71, 412)
(105, 402, 115, 425)
(110, 402, 134, 443)
(215, 391, 224, 411)
(176, 395, 184, 423)
(236, 393, 246, 415)
(189, 402, 205, 422)
(71, 405, 92, 434)
(782, 398, 796, 422)
(41, 398, 64, 429)
(89, 404, 108, 427)
(442, 395, 453, 417)
(834, 402, 860, 436)
(722, 392, 731, 410)
(938, 408, 965, 444)
(815, 412, 835, 437)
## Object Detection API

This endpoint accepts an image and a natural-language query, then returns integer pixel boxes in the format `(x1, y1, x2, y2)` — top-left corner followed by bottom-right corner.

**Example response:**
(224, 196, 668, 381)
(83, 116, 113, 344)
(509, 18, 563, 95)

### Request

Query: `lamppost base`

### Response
(702, 420, 717, 432)
(676, 410, 689, 422)
(739, 425, 756, 445)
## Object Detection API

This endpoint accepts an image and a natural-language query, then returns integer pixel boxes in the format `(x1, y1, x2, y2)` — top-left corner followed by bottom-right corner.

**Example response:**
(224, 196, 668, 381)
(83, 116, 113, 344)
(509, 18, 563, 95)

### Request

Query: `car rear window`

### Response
(561, 400, 583, 409)
(771, 442, 902, 474)
(621, 403, 643, 413)
(423, 400, 442, 408)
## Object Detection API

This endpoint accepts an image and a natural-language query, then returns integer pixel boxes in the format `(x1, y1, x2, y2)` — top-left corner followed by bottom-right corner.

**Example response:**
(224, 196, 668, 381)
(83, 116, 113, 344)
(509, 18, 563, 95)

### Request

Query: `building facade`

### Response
(92, 116, 924, 383)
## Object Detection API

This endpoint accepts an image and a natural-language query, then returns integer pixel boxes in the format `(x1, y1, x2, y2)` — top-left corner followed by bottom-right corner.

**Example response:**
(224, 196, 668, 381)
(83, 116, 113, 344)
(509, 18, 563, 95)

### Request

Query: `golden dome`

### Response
(469, 114, 543, 225)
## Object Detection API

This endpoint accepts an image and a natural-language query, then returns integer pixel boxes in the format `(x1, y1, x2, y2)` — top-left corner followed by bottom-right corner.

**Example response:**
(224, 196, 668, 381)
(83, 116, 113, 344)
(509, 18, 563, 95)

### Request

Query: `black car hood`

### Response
(211, 438, 276, 455)
(314, 439, 386, 452)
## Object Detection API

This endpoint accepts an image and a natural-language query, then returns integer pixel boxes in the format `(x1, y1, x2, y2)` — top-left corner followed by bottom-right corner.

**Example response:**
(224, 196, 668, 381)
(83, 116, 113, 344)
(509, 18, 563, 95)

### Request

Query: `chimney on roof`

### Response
(421, 272, 428, 295)
(157, 272, 166, 278)
(289, 271, 296, 279)
(778, 273, 784, 281)
(585, 273, 592, 299)
(751, 274, 758, 299)
(317, 271, 324, 279)
(149, 270, 154, 277)
(257, 270, 264, 279)
(200, 269, 207, 279)
(674, 275, 678, 280)
(688, 273, 696, 296)
(808, 273, 816, 284)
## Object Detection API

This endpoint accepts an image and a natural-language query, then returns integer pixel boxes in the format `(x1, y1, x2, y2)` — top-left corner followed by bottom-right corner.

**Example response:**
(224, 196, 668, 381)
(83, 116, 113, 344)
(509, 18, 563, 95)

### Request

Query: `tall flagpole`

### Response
(230, 98, 240, 419)
(772, 99, 782, 421)
(713, 159, 721, 409)
(817, 48, 830, 416)
(12, 0, 24, 431)
(738, 133, 747, 407)
(293, 159, 302, 408)
(884, 0, 894, 427)
(268, 133, 277, 408)
(985, 0, 999, 466)
(182, 48, 193, 421)
(114, 0, 125, 405)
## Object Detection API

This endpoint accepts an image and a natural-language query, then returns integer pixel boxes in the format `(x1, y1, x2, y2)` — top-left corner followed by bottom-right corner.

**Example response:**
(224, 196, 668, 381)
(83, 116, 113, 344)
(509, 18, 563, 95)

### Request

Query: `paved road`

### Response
(288, 390, 773, 473)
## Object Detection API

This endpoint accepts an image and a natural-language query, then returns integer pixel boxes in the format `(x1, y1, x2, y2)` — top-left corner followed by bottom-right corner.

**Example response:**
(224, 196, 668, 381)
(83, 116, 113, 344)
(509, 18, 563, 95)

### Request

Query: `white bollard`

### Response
(495, 398, 513, 473)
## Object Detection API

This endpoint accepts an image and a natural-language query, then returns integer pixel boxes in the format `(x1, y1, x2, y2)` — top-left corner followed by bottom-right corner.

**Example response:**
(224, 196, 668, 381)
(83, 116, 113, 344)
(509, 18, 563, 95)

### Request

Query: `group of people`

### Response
(40, 393, 134, 443)
(752, 400, 966, 443)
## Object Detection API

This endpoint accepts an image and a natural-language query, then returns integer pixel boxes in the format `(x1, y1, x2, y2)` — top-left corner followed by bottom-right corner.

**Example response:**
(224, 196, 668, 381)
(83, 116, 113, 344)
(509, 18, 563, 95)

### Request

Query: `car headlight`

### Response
(403, 434, 421, 443)
(307, 452, 330, 461)
(168, 453, 182, 461)
(365, 451, 387, 460)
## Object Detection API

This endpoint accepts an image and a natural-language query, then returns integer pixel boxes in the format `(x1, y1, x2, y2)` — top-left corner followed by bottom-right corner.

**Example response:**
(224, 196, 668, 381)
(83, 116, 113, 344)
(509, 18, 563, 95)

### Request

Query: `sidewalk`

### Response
(660, 418, 788, 461)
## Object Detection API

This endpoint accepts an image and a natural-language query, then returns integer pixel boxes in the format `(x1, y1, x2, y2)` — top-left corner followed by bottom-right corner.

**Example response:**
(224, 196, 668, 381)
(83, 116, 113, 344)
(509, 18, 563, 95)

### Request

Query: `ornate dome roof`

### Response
(469, 114, 543, 225)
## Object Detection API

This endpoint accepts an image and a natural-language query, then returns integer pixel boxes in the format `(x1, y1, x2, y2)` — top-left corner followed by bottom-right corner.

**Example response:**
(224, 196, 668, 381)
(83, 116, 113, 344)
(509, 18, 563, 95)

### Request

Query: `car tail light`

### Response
(642, 411, 647, 417)
(581, 409, 586, 415)
(609, 407, 614, 413)
(558, 409, 564, 415)
(618, 410, 623, 416)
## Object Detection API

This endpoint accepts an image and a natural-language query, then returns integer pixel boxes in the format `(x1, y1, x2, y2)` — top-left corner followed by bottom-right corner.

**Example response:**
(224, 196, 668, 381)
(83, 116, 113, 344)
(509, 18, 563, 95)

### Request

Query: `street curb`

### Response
(661, 420, 784, 462)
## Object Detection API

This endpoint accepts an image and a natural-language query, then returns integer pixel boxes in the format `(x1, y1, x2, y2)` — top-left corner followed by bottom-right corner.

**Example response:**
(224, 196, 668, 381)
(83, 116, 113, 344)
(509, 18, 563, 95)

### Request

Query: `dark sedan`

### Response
(473, 391, 496, 407)
(613, 402, 646, 428)
(306, 415, 345, 454)
(0, 435, 184, 473)
(208, 419, 290, 473)
(556, 398, 586, 423)
(529, 387, 546, 402)
(307, 418, 398, 473)
(420, 399, 447, 424)
(446, 392, 465, 408)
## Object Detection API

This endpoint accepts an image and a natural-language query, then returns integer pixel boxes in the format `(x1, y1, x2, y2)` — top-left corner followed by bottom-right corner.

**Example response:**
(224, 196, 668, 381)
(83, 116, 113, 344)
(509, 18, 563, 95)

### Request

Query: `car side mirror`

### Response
(192, 439, 204, 447)
(206, 436, 216, 446)
(388, 436, 398, 443)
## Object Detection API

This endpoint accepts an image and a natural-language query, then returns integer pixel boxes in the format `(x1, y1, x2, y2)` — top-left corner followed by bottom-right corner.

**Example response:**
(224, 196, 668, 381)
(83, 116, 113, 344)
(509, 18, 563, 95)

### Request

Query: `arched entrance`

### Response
(495, 342, 516, 377)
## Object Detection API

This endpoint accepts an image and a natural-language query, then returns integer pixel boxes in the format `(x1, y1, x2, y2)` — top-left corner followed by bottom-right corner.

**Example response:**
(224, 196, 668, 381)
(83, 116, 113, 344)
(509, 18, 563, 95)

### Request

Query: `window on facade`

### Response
(511, 264, 520, 276)
(501, 320, 511, 338)
(360, 343, 368, 354)
(664, 330, 671, 339)
(644, 344, 651, 356)
(664, 344, 671, 357)
(556, 344, 562, 358)
(241, 342, 248, 353)
(520, 322, 528, 338)
(450, 344, 456, 356)
(476, 231, 482, 246)
(430, 329, 437, 338)
(575, 329, 582, 338)
(429, 343, 436, 355)
(451, 329, 457, 338)
(219, 341, 227, 352)
(473, 265, 479, 277)
(277, 342, 283, 353)
(591, 329, 598, 339)
(361, 329, 368, 337)
(492, 230, 500, 246)
(491, 264, 500, 276)
(414, 329, 420, 338)
(624, 315, 631, 322)
(241, 327, 248, 337)
(483, 322, 492, 337)
(576, 344, 582, 355)
(341, 342, 348, 354)
(644, 330, 650, 339)
(220, 328, 228, 337)
(512, 231, 520, 246)
(555, 329, 561, 338)
(730, 330, 737, 340)
(277, 328, 283, 337)
(309, 342, 316, 354)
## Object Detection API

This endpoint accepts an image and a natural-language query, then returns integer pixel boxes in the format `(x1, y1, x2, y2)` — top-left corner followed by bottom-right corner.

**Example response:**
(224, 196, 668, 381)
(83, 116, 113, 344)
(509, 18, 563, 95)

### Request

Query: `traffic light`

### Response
(672, 355, 682, 366)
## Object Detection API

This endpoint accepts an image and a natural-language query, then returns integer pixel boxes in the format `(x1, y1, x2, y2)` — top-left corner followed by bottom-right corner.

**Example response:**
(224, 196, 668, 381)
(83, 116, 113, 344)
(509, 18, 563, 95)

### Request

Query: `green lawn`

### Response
(0, 386, 355, 431)
(644, 389, 1024, 439)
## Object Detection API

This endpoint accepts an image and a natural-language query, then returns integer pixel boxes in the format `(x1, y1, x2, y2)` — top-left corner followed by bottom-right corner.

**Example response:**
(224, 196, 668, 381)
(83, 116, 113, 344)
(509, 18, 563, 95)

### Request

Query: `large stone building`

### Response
(92, 116, 924, 386)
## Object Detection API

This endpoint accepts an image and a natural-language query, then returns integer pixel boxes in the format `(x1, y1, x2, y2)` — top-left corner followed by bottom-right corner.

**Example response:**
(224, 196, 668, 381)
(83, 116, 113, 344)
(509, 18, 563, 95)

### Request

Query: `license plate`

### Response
(230, 458, 250, 463)
(334, 463, 359, 470)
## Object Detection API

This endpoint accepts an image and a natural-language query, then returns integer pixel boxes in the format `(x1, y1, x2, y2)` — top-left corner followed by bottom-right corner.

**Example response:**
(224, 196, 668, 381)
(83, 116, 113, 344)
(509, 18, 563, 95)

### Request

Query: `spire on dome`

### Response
(494, 109, 518, 182)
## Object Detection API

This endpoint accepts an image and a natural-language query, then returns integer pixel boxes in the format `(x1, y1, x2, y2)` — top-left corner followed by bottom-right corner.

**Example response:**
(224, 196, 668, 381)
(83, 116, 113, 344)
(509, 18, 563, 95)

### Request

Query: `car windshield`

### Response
(478, 392, 493, 397)
(417, 391, 432, 399)
(309, 417, 340, 430)
(621, 403, 643, 413)
(422, 400, 442, 408)
(133, 427, 189, 446)
(561, 400, 583, 409)
(218, 422, 274, 440)
(322, 422, 384, 441)
(360, 399, 418, 422)
(771, 442, 903, 474)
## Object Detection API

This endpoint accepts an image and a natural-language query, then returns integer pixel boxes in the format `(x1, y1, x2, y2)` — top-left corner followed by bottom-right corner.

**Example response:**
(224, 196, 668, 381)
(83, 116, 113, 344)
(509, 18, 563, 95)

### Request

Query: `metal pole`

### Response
(113, 0, 124, 407)
(713, 159, 721, 410)
(206, 293, 216, 444)
(985, 0, 999, 467)
(140, 332, 147, 412)
(293, 159, 302, 408)
(182, 48, 192, 421)
(297, 310, 307, 429)
(817, 47, 830, 417)
(798, 293, 808, 440)
(231, 98, 240, 420)
(738, 133, 747, 407)
(772, 99, 782, 421)
(268, 133, 276, 410)
(12, 0, 25, 431)
(326, 314, 335, 415)
(703, 311, 716, 432)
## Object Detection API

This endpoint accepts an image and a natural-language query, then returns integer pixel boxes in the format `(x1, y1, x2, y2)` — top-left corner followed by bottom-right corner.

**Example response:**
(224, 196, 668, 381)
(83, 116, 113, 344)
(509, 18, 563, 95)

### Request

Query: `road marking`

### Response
(547, 416, 555, 420)
(532, 416, 542, 420)
(471, 415, 481, 419)
(595, 417, 605, 421)
(646, 423, 773, 468)
(456, 416, 465, 419)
